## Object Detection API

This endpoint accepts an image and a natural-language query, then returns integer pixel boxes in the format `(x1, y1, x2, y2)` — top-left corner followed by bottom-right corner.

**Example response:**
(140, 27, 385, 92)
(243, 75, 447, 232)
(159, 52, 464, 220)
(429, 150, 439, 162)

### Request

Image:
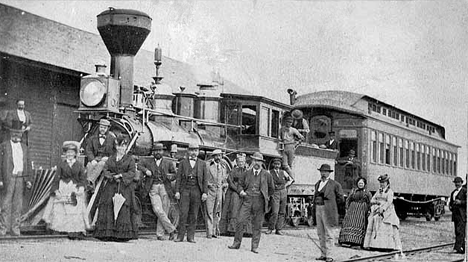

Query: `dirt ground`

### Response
(0, 212, 463, 262)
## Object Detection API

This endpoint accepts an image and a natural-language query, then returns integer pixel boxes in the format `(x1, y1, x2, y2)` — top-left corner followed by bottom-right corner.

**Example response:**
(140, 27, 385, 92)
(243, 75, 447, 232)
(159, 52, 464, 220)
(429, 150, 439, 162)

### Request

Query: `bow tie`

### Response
(99, 135, 106, 139)
(190, 158, 197, 161)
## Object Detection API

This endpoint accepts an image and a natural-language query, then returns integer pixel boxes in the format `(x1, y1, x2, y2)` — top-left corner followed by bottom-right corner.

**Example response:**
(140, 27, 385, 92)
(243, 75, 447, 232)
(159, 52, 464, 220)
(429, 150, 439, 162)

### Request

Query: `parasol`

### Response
(112, 182, 126, 223)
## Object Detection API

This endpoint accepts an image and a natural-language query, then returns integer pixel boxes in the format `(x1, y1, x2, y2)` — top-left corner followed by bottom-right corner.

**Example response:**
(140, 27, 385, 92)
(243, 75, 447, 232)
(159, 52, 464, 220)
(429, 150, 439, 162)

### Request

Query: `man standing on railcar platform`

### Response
(279, 113, 304, 179)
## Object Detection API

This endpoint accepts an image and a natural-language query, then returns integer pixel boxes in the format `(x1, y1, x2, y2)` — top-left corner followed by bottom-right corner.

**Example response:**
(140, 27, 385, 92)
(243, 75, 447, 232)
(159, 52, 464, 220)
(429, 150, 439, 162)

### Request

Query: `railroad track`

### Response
(343, 243, 461, 262)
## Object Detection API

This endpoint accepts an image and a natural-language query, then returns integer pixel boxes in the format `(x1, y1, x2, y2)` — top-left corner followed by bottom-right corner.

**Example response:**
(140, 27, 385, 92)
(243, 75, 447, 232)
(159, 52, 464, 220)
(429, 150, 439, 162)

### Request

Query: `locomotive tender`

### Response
(76, 7, 455, 227)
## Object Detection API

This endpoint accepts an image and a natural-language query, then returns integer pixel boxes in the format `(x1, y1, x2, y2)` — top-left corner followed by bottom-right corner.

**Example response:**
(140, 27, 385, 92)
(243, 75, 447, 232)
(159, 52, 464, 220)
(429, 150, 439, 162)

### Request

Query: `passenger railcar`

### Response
(291, 90, 458, 221)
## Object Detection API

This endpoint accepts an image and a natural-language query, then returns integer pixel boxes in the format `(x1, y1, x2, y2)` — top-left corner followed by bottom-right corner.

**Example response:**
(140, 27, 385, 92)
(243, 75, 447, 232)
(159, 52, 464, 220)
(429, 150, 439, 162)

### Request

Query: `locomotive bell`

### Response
(97, 8, 152, 108)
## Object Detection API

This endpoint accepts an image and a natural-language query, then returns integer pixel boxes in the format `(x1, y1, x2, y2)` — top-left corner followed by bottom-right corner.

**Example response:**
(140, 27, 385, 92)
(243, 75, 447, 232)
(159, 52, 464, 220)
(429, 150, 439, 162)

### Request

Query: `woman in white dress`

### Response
(42, 141, 89, 239)
(363, 174, 402, 251)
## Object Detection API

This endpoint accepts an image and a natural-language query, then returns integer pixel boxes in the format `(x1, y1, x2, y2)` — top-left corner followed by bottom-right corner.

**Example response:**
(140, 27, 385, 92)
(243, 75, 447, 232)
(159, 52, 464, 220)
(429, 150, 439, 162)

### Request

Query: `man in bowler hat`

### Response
(314, 164, 344, 262)
(449, 176, 466, 254)
(174, 143, 208, 243)
(138, 143, 177, 240)
(85, 119, 116, 184)
(228, 152, 274, 253)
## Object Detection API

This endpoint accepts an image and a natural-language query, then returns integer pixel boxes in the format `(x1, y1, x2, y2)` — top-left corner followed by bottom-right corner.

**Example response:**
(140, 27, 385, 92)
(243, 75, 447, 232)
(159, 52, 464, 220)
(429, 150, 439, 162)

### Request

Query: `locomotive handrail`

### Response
(142, 107, 242, 129)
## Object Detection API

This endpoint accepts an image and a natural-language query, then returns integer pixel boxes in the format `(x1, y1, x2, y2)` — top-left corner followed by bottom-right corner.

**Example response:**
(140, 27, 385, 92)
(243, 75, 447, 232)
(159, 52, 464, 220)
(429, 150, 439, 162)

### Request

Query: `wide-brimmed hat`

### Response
(188, 143, 199, 149)
(318, 164, 333, 172)
(250, 152, 264, 161)
(62, 141, 80, 153)
(291, 109, 303, 120)
(283, 113, 293, 121)
(211, 149, 223, 155)
(272, 158, 282, 164)
(378, 174, 390, 182)
(99, 119, 111, 126)
(170, 144, 178, 153)
(453, 177, 464, 183)
(152, 143, 165, 150)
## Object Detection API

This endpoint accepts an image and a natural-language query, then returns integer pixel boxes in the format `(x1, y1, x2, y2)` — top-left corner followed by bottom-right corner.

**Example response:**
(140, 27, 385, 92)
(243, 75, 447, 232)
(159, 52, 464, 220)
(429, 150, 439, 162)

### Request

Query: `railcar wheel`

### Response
(434, 216, 440, 221)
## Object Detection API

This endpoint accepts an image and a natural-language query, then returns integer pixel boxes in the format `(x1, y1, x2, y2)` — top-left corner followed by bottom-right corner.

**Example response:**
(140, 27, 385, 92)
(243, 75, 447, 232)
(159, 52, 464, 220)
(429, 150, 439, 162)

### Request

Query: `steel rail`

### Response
(343, 243, 455, 262)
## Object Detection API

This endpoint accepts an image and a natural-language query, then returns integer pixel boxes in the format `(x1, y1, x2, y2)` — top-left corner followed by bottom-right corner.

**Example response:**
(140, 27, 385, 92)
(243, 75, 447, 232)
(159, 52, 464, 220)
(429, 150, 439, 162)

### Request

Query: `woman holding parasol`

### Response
(93, 134, 138, 241)
(42, 141, 89, 239)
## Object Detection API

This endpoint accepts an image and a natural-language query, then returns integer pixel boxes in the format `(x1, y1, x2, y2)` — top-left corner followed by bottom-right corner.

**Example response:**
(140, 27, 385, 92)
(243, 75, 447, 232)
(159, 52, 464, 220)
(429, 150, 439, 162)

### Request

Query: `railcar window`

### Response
(441, 151, 445, 174)
(449, 153, 453, 175)
(260, 106, 270, 137)
(405, 140, 409, 168)
(427, 146, 431, 172)
(379, 133, 384, 164)
(371, 131, 377, 163)
(271, 110, 279, 138)
(422, 145, 426, 171)
(416, 144, 421, 170)
(446, 152, 449, 175)
(241, 105, 257, 135)
(433, 148, 437, 173)
(392, 136, 398, 166)
(410, 142, 415, 169)
(382, 108, 387, 116)
(385, 134, 391, 165)
(399, 138, 404, 167)
(454, 154, 457, 176)
(437, 149, 441, 173)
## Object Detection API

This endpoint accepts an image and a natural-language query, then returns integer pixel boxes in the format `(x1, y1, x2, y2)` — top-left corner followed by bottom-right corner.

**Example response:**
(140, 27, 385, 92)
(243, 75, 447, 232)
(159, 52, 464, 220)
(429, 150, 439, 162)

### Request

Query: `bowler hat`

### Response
(378, 174, 390, 182)
(318, 164, 333, 172)
(291, 109, 303, 120)
(272, 158, 282, 164)
(212, 149, 223, 155)
(99, 119, 111, 126)
(453, 177, 463, 183)
(62, 141, 80, 153)
(152, 143, 165, 150)
(250, 152, 264, 161)
(188, 143, 199, 149)
(329, 131, 335, 135)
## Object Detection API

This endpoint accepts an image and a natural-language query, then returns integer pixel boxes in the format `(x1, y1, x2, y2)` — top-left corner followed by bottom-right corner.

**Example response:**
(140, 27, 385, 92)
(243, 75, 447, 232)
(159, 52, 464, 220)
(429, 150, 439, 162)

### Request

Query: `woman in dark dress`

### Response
(93, 135, 138, 241)
(219, 153, 251, 235)
(338, 177, 372, 248)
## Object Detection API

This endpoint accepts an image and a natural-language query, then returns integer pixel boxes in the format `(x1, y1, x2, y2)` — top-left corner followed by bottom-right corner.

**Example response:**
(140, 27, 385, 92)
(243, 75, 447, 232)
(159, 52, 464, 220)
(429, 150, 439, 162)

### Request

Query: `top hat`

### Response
(250, 152, 264, 161)
(62, 141, 80, 153)
(318, 164, 333, 172)
(453, 177, 463, 183)
(152, 143, 165, 150)
(212, 149, 223, 155)
(291, 109, 303, 120)
(170, 144, 178, 153)
(188, 143, 199, 149)
(378, 174, 390, 182)
(99, 119, 111, 126)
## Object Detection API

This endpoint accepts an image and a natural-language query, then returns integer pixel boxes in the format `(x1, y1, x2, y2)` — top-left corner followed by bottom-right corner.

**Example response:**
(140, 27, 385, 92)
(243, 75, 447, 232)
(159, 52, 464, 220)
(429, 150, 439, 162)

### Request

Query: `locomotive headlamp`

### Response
(80, 79, 106, 107)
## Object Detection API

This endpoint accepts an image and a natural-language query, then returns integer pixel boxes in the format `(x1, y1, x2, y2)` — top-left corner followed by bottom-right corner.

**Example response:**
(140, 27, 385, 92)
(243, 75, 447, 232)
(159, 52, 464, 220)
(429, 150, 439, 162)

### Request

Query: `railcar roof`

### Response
(294, 90, 445, 130)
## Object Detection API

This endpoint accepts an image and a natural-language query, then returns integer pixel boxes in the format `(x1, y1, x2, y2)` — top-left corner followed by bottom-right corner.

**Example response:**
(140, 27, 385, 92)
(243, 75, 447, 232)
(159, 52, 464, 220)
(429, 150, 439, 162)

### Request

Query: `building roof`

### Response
(0, 4, 246, 94)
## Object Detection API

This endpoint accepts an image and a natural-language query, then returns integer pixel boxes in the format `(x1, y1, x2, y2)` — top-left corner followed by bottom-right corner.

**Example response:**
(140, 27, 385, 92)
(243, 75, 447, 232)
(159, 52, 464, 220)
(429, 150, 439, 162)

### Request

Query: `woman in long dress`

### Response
(338, 177, 372, 248)
(43, 141, 89, 239)
(363, 174, 402, 251)
(93, 135, 138, 241)
(219, 153, 252, 235)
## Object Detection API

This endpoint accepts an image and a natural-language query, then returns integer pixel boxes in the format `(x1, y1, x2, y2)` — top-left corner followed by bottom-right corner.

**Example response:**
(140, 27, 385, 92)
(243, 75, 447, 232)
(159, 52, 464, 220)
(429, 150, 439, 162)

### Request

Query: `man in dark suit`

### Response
(138, 143, 177, 240)
(4, 99, 32, 145)
(314, 164, 344, 262)
(228, 152, 274, 254)
(85, 119, 116, 184)
(450, 176, 466, 254)
(324, 131, 338, 151)
(174, 143, 208, 243)
(0, 129, 32, 236)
